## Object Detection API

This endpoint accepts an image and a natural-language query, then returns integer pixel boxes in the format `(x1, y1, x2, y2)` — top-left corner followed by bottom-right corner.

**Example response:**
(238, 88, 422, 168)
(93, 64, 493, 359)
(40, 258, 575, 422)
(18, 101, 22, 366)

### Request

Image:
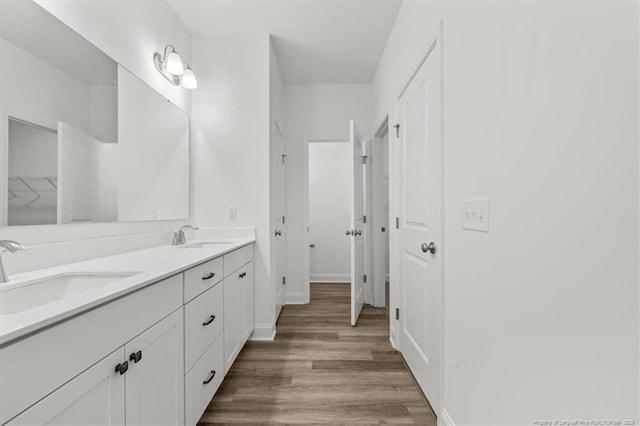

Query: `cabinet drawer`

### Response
(185, 335, 223, 426)
(184, 283, 223, 373)
(184, 257, 223, 303)
(223, 244, 252, 277)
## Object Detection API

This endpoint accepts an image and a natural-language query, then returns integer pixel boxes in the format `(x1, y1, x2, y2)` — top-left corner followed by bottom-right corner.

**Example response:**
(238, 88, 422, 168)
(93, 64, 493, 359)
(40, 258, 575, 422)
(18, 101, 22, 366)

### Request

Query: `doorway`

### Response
(302, 120, 366, 326)
(370, 121, 391, 314)
(308, 141, 351, 284)
(6, 118, 58, 226)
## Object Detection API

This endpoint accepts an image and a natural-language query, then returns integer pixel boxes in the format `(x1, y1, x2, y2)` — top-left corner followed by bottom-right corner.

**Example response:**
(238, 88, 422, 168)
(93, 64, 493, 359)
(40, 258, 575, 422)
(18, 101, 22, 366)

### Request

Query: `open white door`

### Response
(57, 122, 100, 224)
(349, 120, 365, 326)
(397, 35, 443, 411)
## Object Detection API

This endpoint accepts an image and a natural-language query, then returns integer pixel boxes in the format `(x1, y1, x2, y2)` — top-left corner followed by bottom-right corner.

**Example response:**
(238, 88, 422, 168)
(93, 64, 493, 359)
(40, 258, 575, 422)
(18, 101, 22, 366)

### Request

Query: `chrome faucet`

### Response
(0, 240, 26, 283)
(172, 225, 199, 246)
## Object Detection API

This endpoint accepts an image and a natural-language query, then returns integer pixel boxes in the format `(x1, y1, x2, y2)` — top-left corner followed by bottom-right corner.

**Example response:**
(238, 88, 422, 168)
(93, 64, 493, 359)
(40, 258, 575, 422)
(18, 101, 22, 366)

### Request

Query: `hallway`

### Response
(198, 284, 436, 425)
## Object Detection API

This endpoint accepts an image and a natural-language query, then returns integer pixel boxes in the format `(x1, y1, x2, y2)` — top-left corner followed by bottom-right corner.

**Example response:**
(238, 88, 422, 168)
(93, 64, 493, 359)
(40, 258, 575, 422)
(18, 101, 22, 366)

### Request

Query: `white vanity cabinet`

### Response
(0, 274, 183, 425)
(0, 242, 255, 426)
(7, 309, 184, 426)
(223, 245, 254, 374)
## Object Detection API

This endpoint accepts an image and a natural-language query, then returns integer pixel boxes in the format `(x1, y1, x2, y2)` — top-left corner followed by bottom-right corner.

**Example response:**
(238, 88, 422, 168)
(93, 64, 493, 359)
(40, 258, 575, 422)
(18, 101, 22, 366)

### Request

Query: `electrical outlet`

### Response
(227, 207, 237, 223)
(462, 198, 489, 232)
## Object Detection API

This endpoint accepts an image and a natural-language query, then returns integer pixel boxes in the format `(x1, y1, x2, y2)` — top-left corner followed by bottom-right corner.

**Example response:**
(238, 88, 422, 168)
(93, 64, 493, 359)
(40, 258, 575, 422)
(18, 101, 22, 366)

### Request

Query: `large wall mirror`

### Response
(0, 0, 189, 227)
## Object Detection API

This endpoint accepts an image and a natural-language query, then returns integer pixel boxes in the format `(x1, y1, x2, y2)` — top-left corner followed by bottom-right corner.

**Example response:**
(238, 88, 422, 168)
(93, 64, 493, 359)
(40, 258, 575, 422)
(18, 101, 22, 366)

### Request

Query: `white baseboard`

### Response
(438, 408, 455, 426)
(248, 323, 275, 341)
(310, 273, 350, 282)
(389, 334, 398, 350)
(285, 291, 306, 304)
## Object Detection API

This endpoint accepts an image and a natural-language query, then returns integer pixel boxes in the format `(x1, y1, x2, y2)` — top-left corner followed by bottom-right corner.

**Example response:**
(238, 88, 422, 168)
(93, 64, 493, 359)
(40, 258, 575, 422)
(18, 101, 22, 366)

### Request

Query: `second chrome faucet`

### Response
(172, 225, 199, 246)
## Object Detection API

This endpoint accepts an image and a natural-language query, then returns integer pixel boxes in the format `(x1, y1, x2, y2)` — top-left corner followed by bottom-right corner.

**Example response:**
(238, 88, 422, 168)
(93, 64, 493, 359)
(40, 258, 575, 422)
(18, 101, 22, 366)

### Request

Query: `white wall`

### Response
(117, 67, 189, 222)
(374, 1, 639, 424)
(8, 121, 57, 178)
(191, 34, 274, 338)
(284, 84, 372, 301)
(0, 39, 90, 134)
(35, 0, 191, 113)
(308, 141, 350, 282)
(1, 1, 192, 273)
(89, 85, 117, 144)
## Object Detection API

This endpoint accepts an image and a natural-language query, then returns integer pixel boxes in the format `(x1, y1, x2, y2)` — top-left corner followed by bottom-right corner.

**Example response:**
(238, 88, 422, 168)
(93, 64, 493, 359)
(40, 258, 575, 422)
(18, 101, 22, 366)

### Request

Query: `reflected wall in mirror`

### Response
(0, 0, 190, 227)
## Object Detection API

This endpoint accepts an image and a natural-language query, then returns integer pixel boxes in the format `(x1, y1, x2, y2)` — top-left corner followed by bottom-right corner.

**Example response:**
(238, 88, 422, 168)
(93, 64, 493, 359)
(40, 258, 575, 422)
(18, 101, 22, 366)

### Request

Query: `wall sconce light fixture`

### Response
(153, 45, 197, 89)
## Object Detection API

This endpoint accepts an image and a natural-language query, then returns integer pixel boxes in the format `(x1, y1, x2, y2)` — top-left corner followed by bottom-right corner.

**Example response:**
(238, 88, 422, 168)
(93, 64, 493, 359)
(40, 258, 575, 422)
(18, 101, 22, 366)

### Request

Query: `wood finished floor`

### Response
(198, 283, 436, 425)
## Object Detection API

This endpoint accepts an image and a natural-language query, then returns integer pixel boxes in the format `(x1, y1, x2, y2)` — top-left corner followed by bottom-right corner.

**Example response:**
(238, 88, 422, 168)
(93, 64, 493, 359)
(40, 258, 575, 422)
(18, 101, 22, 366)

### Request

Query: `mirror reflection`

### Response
(1, 0, 189, 226)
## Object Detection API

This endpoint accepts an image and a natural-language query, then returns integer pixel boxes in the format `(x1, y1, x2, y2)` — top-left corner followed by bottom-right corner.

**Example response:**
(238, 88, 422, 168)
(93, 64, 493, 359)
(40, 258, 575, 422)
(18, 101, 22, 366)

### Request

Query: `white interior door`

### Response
(273, 122, 287, 319)
(349, 120, 365, 326)
(57, 122, 99, 224)
(398, 37, 443, 411)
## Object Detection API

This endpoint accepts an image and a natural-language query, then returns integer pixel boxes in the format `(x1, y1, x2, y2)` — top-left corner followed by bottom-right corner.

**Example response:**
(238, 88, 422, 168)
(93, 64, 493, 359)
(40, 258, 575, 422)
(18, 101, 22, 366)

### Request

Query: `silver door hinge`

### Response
(363, 275, 367, 283)
(362, 155, 368, 164)
(395, 308, 400, 320)
(282, 154, 287, 164)
(363, 215, 367, 224)
(282, 276, 286, 285)
(282, 215, 286, 224)
(394, 123, 400, 138)
(395, 217, 399, 229)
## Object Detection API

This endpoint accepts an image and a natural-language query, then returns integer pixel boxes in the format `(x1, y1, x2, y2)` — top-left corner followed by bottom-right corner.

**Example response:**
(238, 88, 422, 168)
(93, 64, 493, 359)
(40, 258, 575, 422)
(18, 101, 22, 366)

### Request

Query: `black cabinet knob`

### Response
(129, 351, 142, 363)
(115, 361, 129, 375)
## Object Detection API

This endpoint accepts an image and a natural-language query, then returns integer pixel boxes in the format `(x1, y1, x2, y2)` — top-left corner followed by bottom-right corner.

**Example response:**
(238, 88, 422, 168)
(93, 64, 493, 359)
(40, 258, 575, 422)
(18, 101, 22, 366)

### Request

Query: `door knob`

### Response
(275, 230, 282, 237)
(346, 230, 354, 236)
(355, 230, 362, 236)
(421, 242, 436, 254)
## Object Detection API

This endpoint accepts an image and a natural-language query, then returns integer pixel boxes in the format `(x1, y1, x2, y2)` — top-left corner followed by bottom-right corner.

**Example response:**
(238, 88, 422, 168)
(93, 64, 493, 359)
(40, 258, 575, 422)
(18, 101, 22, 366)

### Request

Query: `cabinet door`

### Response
(223, 272, 242, 374)
(8, 349, 125, 425)
(240, 262, 254, 345)
(125, 309, 184, 426)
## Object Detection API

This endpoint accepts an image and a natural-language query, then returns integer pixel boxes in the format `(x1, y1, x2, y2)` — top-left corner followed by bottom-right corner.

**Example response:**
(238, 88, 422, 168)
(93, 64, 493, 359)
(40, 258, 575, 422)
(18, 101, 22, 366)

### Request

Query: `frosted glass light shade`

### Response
(182, 68, 197, 89)
(166, 51, 184, 75)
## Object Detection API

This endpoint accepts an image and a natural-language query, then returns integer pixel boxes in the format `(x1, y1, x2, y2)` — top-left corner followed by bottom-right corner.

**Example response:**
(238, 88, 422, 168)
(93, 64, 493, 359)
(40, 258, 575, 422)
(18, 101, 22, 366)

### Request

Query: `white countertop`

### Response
(0, 239, 254, 346)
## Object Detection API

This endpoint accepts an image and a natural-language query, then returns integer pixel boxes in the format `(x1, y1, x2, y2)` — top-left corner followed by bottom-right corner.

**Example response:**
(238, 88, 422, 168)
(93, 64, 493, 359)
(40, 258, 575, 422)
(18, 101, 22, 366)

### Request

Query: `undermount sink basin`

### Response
(177, 241, 235, 249)
(0, 271, 141, 315)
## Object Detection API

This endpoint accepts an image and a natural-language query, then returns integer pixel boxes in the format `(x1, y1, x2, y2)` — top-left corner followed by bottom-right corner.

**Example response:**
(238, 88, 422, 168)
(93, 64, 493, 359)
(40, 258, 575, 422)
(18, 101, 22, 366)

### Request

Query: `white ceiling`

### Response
(167, 0, 402, 84)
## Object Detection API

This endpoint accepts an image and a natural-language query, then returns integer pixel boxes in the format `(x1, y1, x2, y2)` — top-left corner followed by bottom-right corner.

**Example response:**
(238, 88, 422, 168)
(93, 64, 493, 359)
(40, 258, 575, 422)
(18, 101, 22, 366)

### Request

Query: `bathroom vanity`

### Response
(0, 239, 255, 426)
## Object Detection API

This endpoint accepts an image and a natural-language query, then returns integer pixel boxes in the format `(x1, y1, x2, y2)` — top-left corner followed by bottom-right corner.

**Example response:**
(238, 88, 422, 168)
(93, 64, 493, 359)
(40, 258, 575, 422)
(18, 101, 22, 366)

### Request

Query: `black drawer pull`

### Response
(129, 351, 142, 363)
(203, 370, 216, 385)
(202, 272, 216, 280)
(115, 361, 129, 375)
(202, 315, 216, 326)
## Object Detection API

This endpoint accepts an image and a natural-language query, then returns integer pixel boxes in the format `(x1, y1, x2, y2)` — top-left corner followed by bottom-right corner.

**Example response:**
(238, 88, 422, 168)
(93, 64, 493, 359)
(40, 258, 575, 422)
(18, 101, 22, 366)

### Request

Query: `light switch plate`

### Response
(227, 207, 237, 223)
(462, 198, 489, 232)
